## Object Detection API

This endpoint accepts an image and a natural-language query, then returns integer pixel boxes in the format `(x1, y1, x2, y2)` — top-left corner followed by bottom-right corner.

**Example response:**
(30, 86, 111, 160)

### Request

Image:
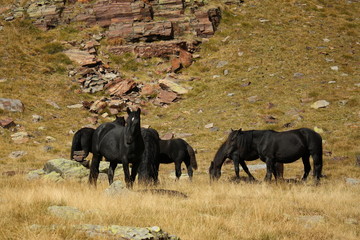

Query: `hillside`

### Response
(1, 0, 360, 239)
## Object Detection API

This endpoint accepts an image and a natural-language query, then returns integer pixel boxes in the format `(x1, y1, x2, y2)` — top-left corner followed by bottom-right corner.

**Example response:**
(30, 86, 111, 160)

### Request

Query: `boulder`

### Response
(63, 49, 100, 67)
(106, 79, 137, 96)
(0, 118, 16, 128)
(157, 89, 177, 104)
(105, 180, 130, 196)
(26, 0, 65, 30)
(42, 171, 64, 182)
(108, 21, 173, 42)
(311, 100, 330, 109)
(43, 158, 89, 180)
(26, 169, 46, 180)
(0, 98, 24, 112)
(11, 132, 30, 144)
(158, 78, 188, 94)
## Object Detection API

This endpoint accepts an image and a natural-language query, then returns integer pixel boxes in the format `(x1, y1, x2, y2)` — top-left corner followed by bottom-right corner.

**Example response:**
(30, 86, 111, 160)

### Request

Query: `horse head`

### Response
(114, 116, 126, 126)
(125, 107, 141, 144)
(209, 161, 221, 181)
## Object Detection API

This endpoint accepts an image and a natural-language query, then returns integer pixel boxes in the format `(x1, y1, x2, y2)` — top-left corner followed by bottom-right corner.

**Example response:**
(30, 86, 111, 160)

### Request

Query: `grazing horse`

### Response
(159, 138, 198, 180)
(89, 108, 144, 188)
(137, 128, 161, 185)
(70, 116, 125, 162)
(209, 128, 323, 184)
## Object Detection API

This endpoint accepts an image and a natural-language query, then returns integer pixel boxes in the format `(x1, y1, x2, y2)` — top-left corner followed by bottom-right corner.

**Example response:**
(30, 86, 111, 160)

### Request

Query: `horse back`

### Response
(92, 123, 125, 161)
(159, 139, 187, 163)
(258, 130, 309, 161)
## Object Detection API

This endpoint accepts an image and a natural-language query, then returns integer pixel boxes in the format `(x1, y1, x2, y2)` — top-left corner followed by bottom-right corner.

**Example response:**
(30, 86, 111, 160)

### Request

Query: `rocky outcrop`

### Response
(27, 158, 122, 182)
(26, 0, 66, 30)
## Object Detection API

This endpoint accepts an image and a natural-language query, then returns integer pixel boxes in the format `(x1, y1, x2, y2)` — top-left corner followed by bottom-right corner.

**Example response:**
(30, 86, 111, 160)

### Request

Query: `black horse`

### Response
(209, 128, 322, 184)
(137, 128, 161, 185)
(159, 138, 198, 180)
(70, 127, 95, 162)
(89, 109, 144, 188)
(70, 116, 125, 163)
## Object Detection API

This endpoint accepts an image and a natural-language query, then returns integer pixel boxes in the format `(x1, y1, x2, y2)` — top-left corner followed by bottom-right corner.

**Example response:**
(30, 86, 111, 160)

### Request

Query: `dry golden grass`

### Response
(1, 0, 360, 239)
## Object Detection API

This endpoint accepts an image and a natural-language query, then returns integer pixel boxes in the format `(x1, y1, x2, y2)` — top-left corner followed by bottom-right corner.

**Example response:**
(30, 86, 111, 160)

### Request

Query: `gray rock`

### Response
(26, 169, 46, 180)
(0, 98, 24, 112)
(31, 224, 179, 239)
(311, 100, 330, 109)
(43, 158, 89, 179)
(330, 66, 339, 71)
(45, 136, 56, 143)
(105, 180, 130, 196)
(216, 61, 228, 68)
(32, 114, 43, 122)
(345, 178, 360, 185)
(204, 123, 214, 129)
(293, 72, 304, 78)
(48, 206, 84, 220)
(11, 132, 30, 144)
(67, 104, 83, 109)
(43, 146, 54, 152)
(247, 95, 258, 103)
(8, 151, 27, 159)
(46, 100, 61, 109)
(42, 171, 64, 182)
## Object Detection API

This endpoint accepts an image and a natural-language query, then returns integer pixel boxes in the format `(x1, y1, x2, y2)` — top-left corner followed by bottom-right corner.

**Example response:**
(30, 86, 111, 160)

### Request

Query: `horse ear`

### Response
(137, 108, 141, 115)
(238, 128, 242, 132)
(126, 107, 131, 115)
(231, 128, 234, 132)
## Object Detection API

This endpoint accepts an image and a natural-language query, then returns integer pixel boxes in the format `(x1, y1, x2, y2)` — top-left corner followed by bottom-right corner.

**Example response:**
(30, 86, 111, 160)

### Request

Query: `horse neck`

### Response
(213, 142, 228, 169)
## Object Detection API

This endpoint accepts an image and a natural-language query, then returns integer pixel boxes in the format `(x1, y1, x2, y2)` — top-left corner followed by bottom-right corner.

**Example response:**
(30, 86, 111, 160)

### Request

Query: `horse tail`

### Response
(70, 131, 82, 160)
(186, 143, 197, 170)
(300, 128, 323, 180)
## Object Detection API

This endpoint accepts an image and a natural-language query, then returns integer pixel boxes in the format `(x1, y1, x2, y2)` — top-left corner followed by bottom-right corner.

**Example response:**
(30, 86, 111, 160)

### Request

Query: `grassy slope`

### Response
(0, 0, 359, 239)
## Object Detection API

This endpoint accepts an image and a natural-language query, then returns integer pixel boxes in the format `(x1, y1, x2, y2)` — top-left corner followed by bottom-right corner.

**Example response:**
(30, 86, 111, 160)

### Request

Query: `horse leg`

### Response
(239, 160, 256, 181)
(175, 161, 182, 180)
(264, 158, 275, 182)
(301, 155, 311, 181)
(130, 160, 140, 184)
(275, 162, 284, 180)
(122, 162, 132, 189)
(89, 154, 101, 186)
(233, 157, 240, 180)
(108, 161, 118, 185)
(312, 152, 323, 184)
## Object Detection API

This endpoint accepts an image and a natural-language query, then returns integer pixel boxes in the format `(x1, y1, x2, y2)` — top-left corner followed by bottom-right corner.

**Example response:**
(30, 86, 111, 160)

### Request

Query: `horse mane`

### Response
(212, 141, 228, 167)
